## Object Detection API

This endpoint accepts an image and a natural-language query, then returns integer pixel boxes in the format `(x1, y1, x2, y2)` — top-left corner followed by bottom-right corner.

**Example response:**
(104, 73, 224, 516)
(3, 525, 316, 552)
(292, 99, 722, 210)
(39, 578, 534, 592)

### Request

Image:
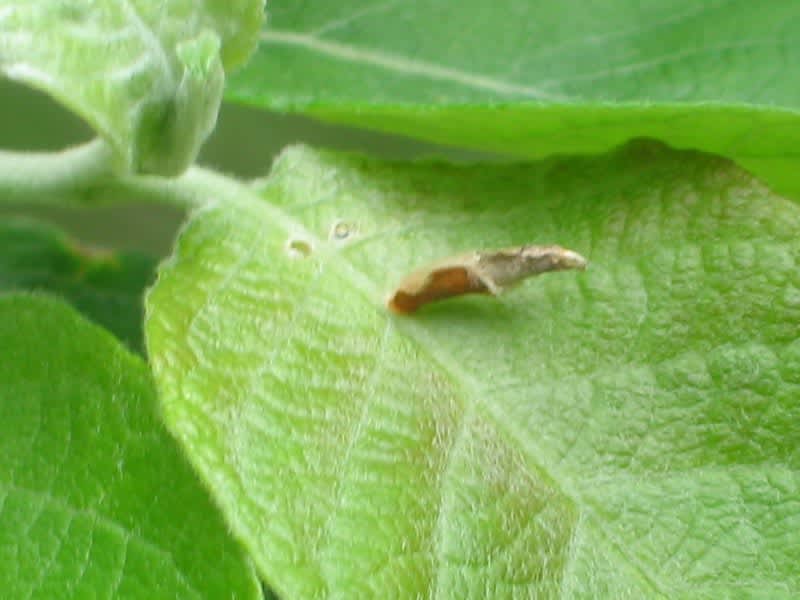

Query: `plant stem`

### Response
(0, 138, 244, 209)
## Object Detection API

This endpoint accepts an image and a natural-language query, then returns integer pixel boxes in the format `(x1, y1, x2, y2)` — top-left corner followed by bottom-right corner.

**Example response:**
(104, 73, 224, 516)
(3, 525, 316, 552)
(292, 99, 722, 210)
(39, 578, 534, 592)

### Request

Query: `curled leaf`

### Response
(0, 0, 264, 175)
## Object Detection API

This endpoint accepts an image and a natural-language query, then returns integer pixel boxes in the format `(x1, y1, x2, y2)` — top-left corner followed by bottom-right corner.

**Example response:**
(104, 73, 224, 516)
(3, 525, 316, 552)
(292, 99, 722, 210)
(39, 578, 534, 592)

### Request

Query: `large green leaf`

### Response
(0, 294, 260, 599)
(146, 141, 800, 598)
(228, 1, 800, 198)
(0, 0, 264, 175)
(0, 217, 156, 354)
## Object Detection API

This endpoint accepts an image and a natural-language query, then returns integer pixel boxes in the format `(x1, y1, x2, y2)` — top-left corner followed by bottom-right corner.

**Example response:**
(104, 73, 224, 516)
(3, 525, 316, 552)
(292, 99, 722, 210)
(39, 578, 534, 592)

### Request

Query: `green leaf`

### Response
(227, 1, 800, 198)
(0, 217, 156, 354)
(0, 294, 260, 599)
(146, 141, 800, 597)
(0, 0, 264, 175)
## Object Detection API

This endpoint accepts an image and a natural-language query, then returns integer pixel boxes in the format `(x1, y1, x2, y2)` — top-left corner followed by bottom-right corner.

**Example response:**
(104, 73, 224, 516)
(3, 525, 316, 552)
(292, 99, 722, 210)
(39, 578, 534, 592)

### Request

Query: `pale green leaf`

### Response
(228, 1, 800, 198)
(0, 0, 264, 174)
(146, 141, 800, 598)
(0, 294, 261, 599)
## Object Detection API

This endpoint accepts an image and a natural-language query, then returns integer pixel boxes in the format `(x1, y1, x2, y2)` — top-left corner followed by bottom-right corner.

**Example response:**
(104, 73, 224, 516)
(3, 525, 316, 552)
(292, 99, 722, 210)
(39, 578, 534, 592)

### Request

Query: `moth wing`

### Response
(388, 265, 487, 314)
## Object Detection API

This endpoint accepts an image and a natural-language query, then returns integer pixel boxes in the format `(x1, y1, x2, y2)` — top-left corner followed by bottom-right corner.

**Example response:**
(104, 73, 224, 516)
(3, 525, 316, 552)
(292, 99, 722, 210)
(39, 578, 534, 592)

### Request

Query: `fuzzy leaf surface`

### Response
(0, 0, 264, 174)
(147, 141, 800, 598)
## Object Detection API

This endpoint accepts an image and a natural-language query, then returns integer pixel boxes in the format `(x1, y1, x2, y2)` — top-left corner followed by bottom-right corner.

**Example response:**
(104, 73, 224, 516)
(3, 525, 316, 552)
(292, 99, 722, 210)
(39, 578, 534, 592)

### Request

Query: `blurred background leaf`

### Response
(0, 217, 156, 354)
(229, 0, 800, 199)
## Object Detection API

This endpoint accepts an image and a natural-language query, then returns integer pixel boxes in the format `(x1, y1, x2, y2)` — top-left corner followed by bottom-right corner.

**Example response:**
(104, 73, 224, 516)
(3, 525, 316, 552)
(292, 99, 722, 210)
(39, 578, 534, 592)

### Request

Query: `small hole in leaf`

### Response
(286, 238, 312, 258)
(330, 220, 355, 241)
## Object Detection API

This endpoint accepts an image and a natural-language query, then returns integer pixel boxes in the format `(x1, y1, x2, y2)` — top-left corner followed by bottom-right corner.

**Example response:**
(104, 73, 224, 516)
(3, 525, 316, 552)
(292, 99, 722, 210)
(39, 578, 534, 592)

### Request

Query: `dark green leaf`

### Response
(0, 218, 156, 354)
(0, 294, 261, 599)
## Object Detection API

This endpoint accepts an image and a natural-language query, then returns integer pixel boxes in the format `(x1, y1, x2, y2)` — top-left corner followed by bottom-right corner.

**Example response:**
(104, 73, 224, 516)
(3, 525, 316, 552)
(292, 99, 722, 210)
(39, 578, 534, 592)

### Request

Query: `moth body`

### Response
(388, 244, 587, 314)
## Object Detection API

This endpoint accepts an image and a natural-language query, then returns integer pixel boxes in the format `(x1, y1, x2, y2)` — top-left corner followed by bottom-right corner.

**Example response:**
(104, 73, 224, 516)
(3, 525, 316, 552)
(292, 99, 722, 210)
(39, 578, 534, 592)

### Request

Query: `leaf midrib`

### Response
(259, 30, 565, 101)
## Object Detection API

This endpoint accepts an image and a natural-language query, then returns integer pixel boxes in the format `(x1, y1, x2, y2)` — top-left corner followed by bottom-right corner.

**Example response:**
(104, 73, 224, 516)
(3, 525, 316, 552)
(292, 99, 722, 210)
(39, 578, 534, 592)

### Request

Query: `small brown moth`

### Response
(387, 244, 587, 314)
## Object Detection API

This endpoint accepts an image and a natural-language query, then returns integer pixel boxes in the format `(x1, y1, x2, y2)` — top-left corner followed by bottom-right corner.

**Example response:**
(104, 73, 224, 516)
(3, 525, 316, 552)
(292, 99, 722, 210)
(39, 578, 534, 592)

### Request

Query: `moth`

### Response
(387, 244, 587, 314)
